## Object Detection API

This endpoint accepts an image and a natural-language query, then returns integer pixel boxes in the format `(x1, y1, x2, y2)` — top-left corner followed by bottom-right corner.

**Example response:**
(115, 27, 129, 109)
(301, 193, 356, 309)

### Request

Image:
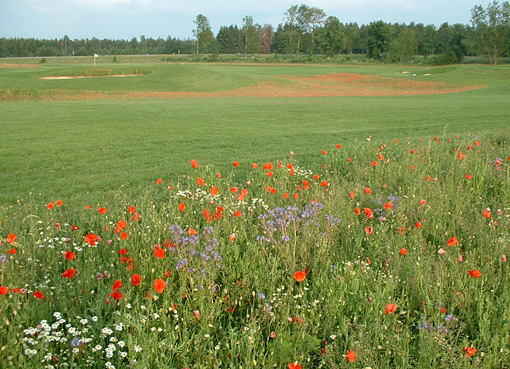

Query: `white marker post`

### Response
(94, 53, 98, 67)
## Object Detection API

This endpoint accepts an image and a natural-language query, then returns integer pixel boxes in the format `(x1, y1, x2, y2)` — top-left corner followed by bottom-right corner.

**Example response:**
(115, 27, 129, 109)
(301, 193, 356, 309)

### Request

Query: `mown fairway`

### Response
(1, 59, 509, 207)
(0, 57, 509, 368)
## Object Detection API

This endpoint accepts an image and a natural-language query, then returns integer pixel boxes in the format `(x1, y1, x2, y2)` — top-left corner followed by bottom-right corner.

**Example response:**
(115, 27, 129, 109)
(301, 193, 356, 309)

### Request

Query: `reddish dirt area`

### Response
(0, 63, 39, 68)
(1, 73, 483, 102)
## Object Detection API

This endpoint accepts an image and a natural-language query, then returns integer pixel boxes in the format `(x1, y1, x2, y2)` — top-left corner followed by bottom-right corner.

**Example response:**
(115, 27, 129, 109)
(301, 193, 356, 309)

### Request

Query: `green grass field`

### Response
(1, 58, 509, 208)
(0, 57, 509, 368)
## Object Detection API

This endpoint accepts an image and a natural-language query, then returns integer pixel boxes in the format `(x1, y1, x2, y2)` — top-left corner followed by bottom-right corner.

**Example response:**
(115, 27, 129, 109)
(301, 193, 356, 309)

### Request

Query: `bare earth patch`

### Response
(0, 63, 39, 68)
(40, 74, 142, 80)
(3, 73, 483, 101)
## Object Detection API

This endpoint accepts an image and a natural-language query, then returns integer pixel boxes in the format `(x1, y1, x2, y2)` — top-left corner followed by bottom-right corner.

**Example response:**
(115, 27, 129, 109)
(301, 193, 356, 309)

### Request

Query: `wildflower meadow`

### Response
(1, 130, 509, 368)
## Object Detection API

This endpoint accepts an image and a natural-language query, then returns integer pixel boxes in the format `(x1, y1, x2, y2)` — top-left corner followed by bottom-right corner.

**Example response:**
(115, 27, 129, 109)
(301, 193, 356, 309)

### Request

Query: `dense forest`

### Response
(1, 1, 509, 64)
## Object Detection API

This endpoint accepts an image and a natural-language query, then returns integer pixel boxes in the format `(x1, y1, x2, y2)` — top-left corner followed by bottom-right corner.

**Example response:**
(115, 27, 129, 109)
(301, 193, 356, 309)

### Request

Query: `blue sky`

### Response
(0, 0, 488, 40)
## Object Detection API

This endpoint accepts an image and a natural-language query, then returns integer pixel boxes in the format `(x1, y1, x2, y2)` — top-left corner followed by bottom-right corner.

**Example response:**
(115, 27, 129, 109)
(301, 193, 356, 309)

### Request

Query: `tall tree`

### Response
(420, 24, 438, 56)
(259, 24, 274, 54)
(283, 5, 299, 53)
(242, 16, 261, 55)
(470, 1, 510, 65)
(320, 16, 346, 55)
(217, 25, 243, 54)
(303, 6, 327, 53)
(366, 20, 393, 59)
(193, 14, 214, 54)
(386, 27, 418, 62)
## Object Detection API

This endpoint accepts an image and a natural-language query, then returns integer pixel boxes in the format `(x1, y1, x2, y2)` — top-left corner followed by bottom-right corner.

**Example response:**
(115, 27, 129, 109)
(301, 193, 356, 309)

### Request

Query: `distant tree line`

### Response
(1, 1, 508, 64)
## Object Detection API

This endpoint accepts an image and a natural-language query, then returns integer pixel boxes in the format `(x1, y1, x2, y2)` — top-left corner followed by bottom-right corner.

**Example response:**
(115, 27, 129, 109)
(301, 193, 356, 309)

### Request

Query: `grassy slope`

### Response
(1, 63, 509, 207)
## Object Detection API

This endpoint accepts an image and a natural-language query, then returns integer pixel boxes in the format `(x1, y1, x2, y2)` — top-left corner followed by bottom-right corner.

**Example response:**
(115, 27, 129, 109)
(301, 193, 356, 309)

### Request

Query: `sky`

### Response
(0, 0, 488, 41)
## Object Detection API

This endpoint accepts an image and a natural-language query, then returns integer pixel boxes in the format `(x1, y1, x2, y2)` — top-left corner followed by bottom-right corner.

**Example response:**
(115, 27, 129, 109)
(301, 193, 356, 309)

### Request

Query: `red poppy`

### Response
(354, 207, 361, 215)
(32, 291, 44, 300)
(112, 279, 123, 291)
(85, 205, 92, 210)
(371, 160, 378, 167)
(0, 287, 9, 295)
(482, 209, 491, 218)
(56, 200, 63, 206)
(385, 303, 397, 314)
(7, 248, 16, 254)
(419, 199, 427, 206)
(64, 251, 76, 260)
(178, 202, 185, 212)
(313, 174, 320, 180)
(383, 201, 392, 210)
(128, 205, 136, 214)
(288, 362, 302, 369)
(415, 221, 422, 228)
(154, 246, 165, 258)
(468, 269, 481, 278)
(61, 268, 76, 279)
(111, 291, 123, 300)
(234, 211, 242, 217)
(131, 274, 141, 287)
(120, 231, 128, 240)
(425, 176, 431, 181)
(349, 192, 356, 199)
(197, 177, 205, 186)
(463, 346, 477, 358)
(336, 144, 342, 149)
(7, 233, 16, 244)
(365, 227, 373, 235)
(266, 171, 273, 177)
(154, 278, 166, 294)
(363, 208, 374, 219)
(447, 236, 458, 246)
(233, 161, 239, 167)
(465, 174, 472, 179)
(131, 213, 140, 221)
(346, 349, 356, 362)
(378, 154, 384, 160)
(293, 271, 306, 282)
(118, 248, 128, 255)
(98, 207, 107, 214)
(84, 233, 98, 246)
(398, 226, 405, 235)
(458, 151, 466, 160)
(252, 162, 258, 168)
(156, 178, 163, 184)
(210, 186, 218, 196)
(364, 188, 371, 194)
(400, 248, 408, 255)
(190, 159, 198, 169)
(47, 202, 54, 210)
(347, 158, 352, 162)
